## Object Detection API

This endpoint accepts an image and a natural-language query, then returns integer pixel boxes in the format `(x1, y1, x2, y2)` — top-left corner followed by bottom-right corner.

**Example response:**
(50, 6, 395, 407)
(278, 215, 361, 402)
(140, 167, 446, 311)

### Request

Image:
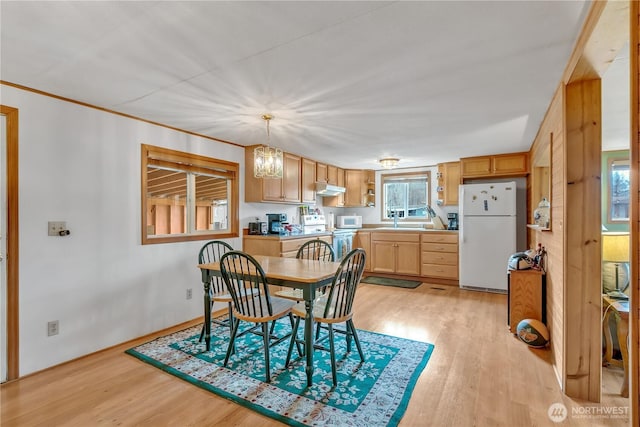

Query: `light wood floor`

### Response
(0, 283, 630, 426)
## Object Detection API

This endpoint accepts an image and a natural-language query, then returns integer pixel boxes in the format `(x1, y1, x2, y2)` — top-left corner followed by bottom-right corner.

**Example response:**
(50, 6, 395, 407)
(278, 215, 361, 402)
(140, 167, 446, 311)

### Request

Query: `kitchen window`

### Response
(381, 172, 431, 221)
(141, 144, 239, 244)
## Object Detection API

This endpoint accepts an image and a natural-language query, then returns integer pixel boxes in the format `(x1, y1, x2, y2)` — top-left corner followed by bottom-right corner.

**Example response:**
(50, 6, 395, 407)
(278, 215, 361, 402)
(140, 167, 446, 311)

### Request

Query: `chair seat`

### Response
(234, 295, 296, 323)
(291, 294, 351, 324)
(213, 287, 258, 303)
(273, 288, 324, 302)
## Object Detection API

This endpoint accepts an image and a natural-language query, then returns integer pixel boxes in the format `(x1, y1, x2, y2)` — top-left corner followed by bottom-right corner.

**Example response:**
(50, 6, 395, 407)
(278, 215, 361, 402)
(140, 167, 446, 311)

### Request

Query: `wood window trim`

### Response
(380, 171, 431, 222)
(141, 144, 240, 245)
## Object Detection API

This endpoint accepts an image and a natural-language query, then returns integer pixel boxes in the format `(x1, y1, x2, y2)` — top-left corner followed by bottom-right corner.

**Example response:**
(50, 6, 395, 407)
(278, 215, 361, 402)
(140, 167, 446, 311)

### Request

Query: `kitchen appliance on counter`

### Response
(248, 221, 267, 235)
(447, 213, 459, 230)
(336, 215, 362, 229)
(300, 214, 327, 234)
(459, 182, 517, 293)
(266, 213, 287, 234)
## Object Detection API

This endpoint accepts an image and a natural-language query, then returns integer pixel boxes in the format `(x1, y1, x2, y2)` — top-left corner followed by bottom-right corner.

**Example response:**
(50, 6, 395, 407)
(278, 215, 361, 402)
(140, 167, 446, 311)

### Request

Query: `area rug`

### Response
(361, 276, 422, 289)
(126, 320, 434, 427)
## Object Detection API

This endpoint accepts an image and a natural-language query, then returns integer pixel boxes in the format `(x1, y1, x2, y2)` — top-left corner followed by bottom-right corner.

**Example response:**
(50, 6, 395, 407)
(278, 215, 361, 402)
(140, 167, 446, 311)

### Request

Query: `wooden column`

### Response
(564, 79, 602, 401)
(631, 0, 640, 423)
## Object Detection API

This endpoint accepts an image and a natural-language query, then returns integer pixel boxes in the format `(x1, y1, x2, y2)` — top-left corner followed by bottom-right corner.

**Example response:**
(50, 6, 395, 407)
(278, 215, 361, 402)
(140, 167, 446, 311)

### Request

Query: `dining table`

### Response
(198, 254, 341, 386)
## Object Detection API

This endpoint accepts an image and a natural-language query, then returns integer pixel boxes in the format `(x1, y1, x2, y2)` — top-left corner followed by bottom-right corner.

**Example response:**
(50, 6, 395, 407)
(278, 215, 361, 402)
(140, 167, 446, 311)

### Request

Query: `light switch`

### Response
(48, 221, 67, 236)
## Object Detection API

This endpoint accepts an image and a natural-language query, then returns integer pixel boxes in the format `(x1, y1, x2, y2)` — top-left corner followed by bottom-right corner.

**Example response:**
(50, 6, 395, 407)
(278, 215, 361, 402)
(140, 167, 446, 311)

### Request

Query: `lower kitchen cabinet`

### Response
(421, 232, 459, 280)
(354, 231, 371, 271)
(371, 232, 420, 276)
(243, 234, 333, 258)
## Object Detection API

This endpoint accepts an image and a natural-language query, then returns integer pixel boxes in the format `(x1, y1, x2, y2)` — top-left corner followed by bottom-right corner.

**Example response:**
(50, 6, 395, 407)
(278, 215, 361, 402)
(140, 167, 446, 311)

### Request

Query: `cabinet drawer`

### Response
(421, 263, 459, 279)
(280, 236, 332, 254)
(422, 251, 458, 266)
(421, 233, 458, 244)
(421, 242, 457, 253)
(371, 232, 420, 242)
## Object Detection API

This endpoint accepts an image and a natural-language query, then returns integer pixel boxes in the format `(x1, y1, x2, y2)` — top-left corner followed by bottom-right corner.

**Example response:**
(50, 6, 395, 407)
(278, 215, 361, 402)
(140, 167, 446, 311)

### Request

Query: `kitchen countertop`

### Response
(244, 228, 457, 239)
(244, 231, 332, 240)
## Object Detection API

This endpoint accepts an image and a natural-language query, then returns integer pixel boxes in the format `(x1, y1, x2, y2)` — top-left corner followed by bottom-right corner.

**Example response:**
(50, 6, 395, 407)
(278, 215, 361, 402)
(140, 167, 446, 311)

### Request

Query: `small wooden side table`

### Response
(602, 294, 629, 397)
(508, 269, 546, 334)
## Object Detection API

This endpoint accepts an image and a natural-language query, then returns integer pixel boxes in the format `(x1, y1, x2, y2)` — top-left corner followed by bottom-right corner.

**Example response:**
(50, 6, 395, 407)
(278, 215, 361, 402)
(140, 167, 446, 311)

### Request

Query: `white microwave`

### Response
(336, 215, 362, 229)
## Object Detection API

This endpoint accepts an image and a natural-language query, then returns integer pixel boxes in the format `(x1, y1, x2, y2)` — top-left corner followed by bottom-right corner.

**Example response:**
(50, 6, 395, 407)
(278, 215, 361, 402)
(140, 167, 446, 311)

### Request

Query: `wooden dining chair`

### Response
(285, 248, 367, 386)
(197, 241, 258, 342)
(219, 251, 299, 383)
(274, 239, 336, 302)
(197, 240, 234, 341)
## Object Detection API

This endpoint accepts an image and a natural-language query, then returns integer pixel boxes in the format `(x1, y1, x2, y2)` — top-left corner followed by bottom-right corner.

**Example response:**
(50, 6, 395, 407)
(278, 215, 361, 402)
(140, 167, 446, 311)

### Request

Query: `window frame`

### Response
(607, 156, 630, 223)
(380, 171, 431, 222)
(141, 144, 239, 245)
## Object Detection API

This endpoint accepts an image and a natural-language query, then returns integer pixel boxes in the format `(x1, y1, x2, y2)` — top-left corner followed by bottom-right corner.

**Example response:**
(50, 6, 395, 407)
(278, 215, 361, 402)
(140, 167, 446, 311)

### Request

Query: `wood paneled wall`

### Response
(528, 86, 565, 386)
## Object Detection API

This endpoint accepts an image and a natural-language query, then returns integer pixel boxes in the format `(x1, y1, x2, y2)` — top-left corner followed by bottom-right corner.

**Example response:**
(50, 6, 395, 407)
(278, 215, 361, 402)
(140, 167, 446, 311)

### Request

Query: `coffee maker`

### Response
(266, 213, 287, 234)
(447, 213, 459, 230)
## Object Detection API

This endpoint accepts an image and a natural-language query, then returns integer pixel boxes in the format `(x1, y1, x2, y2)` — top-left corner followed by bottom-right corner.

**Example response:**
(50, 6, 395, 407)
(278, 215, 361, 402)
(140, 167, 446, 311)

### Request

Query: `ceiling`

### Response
(1, 1, 627, 169)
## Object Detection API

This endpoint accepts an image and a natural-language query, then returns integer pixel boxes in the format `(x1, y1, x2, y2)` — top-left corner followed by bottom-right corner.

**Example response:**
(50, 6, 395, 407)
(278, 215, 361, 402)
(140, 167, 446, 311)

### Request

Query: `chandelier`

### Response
(254, 114, 283, 178)
(379, 157, 399, 169)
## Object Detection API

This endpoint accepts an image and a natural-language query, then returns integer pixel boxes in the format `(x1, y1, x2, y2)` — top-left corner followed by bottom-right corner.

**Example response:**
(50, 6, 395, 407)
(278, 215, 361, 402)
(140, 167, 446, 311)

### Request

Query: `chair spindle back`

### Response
(322, 248, 366, 320)
(219, 251, 273, 318)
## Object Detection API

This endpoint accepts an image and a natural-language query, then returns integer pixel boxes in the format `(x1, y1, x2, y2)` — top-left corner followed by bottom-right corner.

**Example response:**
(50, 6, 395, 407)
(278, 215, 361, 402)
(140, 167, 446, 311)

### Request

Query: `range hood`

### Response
(315, 182, 346, 196)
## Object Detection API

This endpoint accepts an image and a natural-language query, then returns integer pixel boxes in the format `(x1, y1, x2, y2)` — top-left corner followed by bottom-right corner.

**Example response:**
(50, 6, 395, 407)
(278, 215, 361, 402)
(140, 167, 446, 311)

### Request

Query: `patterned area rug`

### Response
(126, 320, 434, 427)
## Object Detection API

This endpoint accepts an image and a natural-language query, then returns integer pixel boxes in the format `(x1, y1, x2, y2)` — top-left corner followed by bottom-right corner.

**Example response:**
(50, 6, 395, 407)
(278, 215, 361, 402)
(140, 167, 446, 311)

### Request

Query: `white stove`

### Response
(300, 214, 326, 234)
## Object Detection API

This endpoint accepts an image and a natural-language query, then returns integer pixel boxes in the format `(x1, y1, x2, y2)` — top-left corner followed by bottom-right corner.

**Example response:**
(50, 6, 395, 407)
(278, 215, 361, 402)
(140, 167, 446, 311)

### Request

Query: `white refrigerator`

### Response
(459, 181, 517, 293)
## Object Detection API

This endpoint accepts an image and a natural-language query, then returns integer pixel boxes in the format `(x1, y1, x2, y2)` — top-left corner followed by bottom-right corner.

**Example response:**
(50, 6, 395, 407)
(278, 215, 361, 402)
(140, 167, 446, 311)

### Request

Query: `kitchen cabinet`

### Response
(316, 162, 328, 183)
(421, 232, 458, 280)
(460, 152, 528, 179)
(365, 170, 375, 207)
(508, 270, 546, 334)
(436, 162, 460, 206)
(354, 231, 371, 271)
(344, 169, 375, 207)
(245, 147, 301, 203)
(371, 232, 420, 276)
(243, 234, 333, 258)
(301, 158, 316, 203)
(323, 167, 345, 207)
(327, 165, 338, 185)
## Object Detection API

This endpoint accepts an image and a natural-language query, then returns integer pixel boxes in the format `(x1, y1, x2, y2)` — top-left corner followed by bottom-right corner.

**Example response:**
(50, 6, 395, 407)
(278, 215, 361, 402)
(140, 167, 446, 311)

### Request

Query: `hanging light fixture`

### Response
(254, 114, 283, 178)
(379, 157, 399, 169)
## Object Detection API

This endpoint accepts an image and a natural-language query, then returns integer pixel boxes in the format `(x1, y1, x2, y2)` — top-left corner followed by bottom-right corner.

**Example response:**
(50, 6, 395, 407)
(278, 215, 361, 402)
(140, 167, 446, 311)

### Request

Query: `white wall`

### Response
(3, 85, 245, 375)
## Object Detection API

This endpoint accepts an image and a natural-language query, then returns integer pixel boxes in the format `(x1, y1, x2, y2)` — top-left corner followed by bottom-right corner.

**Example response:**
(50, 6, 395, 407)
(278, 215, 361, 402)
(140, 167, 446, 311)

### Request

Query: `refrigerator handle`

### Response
(460, 223, 464, 243)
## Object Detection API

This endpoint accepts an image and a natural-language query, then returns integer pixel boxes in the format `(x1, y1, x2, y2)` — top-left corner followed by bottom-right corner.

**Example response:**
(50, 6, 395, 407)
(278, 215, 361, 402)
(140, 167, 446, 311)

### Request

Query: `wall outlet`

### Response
(186, 288, 193, 300)
(48, 221, 67, 236)
(47, 320, 59, 336)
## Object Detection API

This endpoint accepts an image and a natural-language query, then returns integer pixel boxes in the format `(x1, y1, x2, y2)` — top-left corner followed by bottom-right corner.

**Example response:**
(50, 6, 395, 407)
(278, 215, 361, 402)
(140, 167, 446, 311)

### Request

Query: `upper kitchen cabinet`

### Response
(436, 161, 460, 205)
(323, 167, 345, 207)
(327, 164, 339, 185)
(344, 169, 375, 207)
(245, 146, 301, 203)
(460, 152, 529, 179)
(316, 162, 328, 183)
(301, 158, 317, 203)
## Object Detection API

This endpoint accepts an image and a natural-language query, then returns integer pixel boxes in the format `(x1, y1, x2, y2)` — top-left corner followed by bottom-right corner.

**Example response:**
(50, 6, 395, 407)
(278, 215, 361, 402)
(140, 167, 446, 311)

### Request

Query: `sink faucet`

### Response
(393, 212, 398, 228)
